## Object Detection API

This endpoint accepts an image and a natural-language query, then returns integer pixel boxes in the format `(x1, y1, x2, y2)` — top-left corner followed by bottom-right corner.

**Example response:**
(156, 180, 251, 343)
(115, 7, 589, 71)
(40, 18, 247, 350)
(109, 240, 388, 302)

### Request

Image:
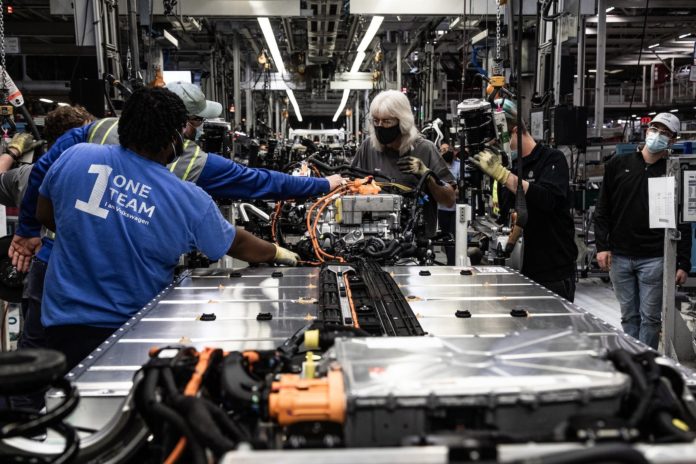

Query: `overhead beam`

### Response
(586, 16, 696, 23)
(116, 0, 301, 16)
(608, 0, 696, 7)
(241, 75, 306, 90)
(5, 22, 75, 37)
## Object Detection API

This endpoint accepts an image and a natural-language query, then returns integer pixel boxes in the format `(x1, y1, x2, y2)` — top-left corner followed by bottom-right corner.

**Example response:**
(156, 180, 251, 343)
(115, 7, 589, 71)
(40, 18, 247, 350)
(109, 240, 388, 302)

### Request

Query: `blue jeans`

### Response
(609, 255, 663, 349)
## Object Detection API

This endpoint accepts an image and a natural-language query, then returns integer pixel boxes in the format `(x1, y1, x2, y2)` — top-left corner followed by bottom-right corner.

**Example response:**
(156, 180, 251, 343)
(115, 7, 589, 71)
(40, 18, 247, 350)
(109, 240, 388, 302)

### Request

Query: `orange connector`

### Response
(268, 368, 346, 426)
(349, 176, 381, 195)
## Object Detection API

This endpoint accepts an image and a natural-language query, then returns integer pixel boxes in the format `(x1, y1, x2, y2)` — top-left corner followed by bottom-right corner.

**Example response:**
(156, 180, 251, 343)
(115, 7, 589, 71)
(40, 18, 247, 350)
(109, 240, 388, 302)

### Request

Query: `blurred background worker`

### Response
(7, 106, 95, 412)
(437, 143, 460, 265)
(594, 113, 691, 349)
(35, 87, 299, 372)
(351, 90, 456, 238)
(472, 99, 577, 301)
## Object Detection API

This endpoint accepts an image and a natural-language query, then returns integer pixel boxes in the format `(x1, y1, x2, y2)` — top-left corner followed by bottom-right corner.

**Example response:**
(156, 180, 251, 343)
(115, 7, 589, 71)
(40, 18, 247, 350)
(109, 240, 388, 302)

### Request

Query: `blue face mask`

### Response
(195, 125, 204, 141)
(645, 132, 670, 154)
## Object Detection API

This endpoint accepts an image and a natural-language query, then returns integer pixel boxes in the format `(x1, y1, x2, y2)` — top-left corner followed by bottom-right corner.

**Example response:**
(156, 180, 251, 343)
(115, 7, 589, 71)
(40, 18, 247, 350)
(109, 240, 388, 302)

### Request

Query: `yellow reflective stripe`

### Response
(99, 120, 119, 145)
(87, 119, 110, 143)
(169, 140, 190, 173)
(181, 144, 200, 181)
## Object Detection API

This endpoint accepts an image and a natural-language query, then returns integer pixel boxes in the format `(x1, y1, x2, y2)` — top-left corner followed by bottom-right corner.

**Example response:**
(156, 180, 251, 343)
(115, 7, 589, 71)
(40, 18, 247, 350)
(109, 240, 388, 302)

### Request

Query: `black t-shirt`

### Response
(351, 137, 455, 237)
(499, 144, 578, 281)
(594, 150, 691, 272)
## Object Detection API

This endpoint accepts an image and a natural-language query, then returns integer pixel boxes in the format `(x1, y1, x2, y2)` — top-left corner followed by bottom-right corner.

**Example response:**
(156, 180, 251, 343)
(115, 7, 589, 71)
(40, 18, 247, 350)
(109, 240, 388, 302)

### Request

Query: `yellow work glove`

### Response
(273, 244, 300, 266)
(8, 132, 35, 157)
(472, 149, 510, 184)
(397, 156, 430, 177)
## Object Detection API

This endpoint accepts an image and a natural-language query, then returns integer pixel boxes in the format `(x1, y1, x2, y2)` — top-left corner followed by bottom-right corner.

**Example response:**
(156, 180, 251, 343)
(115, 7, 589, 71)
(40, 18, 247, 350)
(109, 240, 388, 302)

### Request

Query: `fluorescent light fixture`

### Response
(39, 98, 53, 103)
(333, 16, 384, 122)
(333, 89, 350, 122)
(631, 114, 637, 117)
(648, 43, 659, 49)
(357, 16, 384, 53)
(679, 33, 691, 39)
(648, 111, 656, 115)
(286, 89, 302, 122)
(471, 29, 488, 45)
(449, 17, 461, 29)
(57, 102, 69, 107)
(605, 6, 615, 12)
(258, 17, 301, 121)
(350, 52, 366, 73)
(163, 70, 192, 84)
(589, 69, 597, 73)
(162, 29, 179, 49)
(670, 108, 679, 112)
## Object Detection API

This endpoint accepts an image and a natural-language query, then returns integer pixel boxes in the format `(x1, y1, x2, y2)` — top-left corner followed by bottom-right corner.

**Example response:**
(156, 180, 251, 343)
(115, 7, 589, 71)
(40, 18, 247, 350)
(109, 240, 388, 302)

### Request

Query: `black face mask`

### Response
(375, 125, 401, 145)
(442, 151, 454, 163)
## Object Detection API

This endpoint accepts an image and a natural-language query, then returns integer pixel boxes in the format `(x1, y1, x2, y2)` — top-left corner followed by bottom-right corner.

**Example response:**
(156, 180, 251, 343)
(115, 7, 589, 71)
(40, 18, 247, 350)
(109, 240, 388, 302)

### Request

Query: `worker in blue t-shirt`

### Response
(34, 87, 298, 371)
(8, 84, 343, 389)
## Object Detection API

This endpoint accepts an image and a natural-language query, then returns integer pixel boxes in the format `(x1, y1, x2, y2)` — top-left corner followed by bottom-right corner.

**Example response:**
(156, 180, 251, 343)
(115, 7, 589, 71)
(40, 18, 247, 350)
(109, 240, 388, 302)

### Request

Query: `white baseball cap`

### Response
(651, 112, 680, 136)
(166, 81, 222, 119)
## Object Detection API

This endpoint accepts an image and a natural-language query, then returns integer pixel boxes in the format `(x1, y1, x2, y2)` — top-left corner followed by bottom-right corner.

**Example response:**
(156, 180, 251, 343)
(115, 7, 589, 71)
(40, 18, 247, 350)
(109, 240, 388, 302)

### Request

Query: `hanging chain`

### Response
(494, 0, 502, 76)
(0, 0, 7, 101)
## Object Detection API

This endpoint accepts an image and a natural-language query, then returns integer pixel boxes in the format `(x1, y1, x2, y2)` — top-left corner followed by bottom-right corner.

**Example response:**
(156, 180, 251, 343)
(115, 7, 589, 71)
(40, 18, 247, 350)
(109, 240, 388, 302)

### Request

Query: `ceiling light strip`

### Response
(258, 17, 303, 121)
(333, 16, 384, 122)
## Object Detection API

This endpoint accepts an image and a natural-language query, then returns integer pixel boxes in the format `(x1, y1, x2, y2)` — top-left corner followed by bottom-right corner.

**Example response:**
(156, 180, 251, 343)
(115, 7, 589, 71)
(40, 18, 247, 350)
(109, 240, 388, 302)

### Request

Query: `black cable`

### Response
(621, 0, 650, 141)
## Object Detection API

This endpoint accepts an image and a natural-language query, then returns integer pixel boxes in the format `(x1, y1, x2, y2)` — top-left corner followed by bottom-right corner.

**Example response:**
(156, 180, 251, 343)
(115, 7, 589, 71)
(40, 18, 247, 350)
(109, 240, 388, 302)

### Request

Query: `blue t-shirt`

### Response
(18, 122, 328, 263)
(39, 143, 235, 328)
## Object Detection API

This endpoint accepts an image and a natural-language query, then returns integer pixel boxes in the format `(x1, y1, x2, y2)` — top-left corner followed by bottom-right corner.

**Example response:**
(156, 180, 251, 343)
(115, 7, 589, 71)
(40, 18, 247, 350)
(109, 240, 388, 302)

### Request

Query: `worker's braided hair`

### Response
(118, 87, 187, 156)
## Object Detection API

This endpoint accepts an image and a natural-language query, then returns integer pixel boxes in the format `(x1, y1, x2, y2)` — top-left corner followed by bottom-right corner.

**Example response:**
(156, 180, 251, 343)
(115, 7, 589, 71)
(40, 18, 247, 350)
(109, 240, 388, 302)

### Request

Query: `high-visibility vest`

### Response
(87, 118, 209, 182)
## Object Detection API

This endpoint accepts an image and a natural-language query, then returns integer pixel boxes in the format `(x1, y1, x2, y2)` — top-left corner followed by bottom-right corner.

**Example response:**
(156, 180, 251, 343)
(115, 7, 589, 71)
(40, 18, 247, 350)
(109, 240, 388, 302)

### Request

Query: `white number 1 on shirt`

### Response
(75, 164, 112, 219)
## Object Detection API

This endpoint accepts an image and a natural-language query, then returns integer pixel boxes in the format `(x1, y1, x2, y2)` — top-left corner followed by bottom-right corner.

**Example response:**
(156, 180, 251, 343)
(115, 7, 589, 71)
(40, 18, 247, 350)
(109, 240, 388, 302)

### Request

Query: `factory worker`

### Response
(9, 105, 95, 412)
(594, 112, 691, 349)
(472, 99, 578, 301)
(8, 83, 343, 386)
(351, 90, 456, 237)
(34, 87, 298, 372)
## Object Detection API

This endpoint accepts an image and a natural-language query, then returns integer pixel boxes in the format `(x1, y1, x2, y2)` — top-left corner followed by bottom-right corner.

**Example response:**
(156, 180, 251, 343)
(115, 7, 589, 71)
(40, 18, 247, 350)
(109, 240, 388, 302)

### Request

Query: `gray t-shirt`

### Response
(0, 164, 32, 208)
(351, 137, 455, 237)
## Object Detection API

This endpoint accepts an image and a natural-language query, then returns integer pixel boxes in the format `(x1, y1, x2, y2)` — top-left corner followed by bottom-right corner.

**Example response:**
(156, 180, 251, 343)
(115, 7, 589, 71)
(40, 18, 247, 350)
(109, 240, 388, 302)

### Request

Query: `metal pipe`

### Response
(642, 65, 646, 104)
(574, 8, 585, 106)
(91, 0, 105, 78)
(238, 203, 270, 222)
(233, 36, 241, 127)
(354, 97, 359, 144)
(649, 63, 655, 106)
(553, 1, 563, 105)
(275, 98, 280, 138)
(428, 46, 435, 121)
(594, 0, 607, 136)
(454, 204, 471, 267)
(127, 0, 140, 80)
(670, 58, 674, 103)
(396, 36, 402, 91)
(268, 92, 274, 132)
(245, 65, 252, 135)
